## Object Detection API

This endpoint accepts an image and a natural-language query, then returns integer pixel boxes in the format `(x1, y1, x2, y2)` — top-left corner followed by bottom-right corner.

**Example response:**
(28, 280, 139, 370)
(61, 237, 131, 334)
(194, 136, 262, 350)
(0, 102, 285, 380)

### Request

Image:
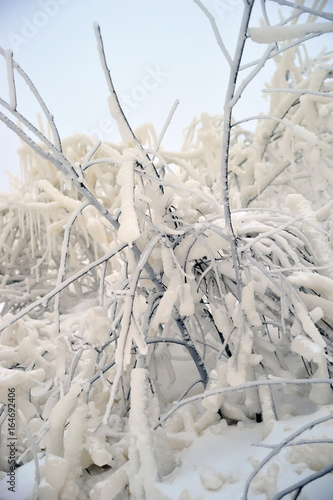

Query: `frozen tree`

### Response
(0, 1, 333, 498)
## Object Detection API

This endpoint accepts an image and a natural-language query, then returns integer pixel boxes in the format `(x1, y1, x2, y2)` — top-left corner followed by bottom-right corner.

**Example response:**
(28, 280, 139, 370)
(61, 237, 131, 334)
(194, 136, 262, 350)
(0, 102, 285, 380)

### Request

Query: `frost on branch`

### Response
(0, 2, 333, 499)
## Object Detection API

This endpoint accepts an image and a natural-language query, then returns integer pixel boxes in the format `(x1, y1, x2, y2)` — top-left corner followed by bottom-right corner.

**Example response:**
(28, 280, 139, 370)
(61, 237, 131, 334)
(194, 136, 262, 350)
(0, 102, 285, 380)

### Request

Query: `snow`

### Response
(0, 458, 42, 500)
(248, 22, 333, 44)
(156, 406, 333, 499)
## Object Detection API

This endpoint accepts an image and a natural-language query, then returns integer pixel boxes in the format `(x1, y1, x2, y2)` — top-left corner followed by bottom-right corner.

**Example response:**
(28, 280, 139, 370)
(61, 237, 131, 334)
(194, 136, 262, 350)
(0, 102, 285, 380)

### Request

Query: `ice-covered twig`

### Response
(66, 347, 84, 391)
(0, 97, 70, 171)
(262, 87, 333, 98)
(5, 49, 16, 110)
(269, 0, 333, 22)
(94, 23, 163, 185)
(82, 156, 121, 171)
(82, 139, 102, 166)
(272, 462, 333, 500)
(232, 114, 303, 132)
(0, 46, 61, 151)
(240, 32, 327, 71)
(243, 253, 302, 330)
(157, 378, 333, 428)
(260, 0, 271, 26)
(239, 214, 302, 253)
(174, 314, 208, 388)
(102, 235, 162, 424)
(99, 260, 108, 307)
(192, 0, 232, 67)
(243, 412, 333, 499)
(15, 425, 48, 466)
(55, 200, 89, 334)
(255, 438, 333, 449)
(153, 99, 179, 155)
(229, 44, 276, 108)
(117, 151, 140, 245)
(93, 23, 136, 145)
(219, 0, 254, 371)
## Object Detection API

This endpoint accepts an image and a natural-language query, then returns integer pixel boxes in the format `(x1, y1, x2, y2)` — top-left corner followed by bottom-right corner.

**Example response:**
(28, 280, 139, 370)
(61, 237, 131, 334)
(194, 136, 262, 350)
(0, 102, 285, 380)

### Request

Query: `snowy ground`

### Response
(1, 403, 333, 499)
(157, 406, 333, 500)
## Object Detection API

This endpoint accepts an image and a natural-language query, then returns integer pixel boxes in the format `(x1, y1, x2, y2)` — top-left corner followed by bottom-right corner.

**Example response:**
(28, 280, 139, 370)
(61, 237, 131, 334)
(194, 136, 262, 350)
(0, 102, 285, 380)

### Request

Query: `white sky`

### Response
(0, 0, 332, 191)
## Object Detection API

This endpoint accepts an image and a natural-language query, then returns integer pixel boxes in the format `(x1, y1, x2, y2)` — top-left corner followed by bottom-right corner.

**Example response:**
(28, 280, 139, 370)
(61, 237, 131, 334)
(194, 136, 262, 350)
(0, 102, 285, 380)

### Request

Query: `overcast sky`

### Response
(0, 0, 332, 191)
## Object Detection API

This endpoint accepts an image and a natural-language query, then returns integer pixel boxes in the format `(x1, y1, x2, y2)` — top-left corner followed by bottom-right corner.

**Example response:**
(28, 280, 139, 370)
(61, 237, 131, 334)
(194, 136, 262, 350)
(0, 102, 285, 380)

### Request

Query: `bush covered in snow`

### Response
(0, 1, 333, 499)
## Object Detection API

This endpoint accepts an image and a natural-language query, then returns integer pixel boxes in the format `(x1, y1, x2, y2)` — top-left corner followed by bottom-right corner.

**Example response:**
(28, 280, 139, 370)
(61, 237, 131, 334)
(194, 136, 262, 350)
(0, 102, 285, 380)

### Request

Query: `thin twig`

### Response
(192, 0, 232, 66)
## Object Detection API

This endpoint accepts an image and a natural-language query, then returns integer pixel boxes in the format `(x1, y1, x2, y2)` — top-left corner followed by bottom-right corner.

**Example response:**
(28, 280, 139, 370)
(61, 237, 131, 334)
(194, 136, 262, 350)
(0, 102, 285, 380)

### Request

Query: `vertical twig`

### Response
(192, 0, 233, 66)
(219, 1, 255, 370)
(5, 49, 17, 110)
(93, 23, 137, 145)
(0, 47, 62, 151)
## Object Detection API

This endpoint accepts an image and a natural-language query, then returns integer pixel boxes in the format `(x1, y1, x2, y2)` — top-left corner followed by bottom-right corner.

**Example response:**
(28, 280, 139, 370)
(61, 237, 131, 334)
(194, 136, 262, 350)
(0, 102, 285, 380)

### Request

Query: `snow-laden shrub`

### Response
(0, 1, 332, 498)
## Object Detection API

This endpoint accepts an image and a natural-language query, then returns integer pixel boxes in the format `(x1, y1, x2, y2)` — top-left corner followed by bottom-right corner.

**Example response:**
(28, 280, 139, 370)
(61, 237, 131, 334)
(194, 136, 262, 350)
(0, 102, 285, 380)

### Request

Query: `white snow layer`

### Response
(248, 22, 333, 44)
(156, 406, 333, 500)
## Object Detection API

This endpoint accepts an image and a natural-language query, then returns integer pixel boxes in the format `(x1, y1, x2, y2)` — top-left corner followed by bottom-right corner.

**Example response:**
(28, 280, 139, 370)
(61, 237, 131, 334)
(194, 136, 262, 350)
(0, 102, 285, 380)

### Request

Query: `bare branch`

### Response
(192, 0, 233, 67)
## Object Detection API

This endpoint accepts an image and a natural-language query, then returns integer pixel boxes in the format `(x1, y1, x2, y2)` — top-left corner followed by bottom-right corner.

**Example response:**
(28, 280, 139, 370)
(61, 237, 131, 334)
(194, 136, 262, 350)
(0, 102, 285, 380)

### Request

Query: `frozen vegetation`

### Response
(0, 1, 333, 499)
